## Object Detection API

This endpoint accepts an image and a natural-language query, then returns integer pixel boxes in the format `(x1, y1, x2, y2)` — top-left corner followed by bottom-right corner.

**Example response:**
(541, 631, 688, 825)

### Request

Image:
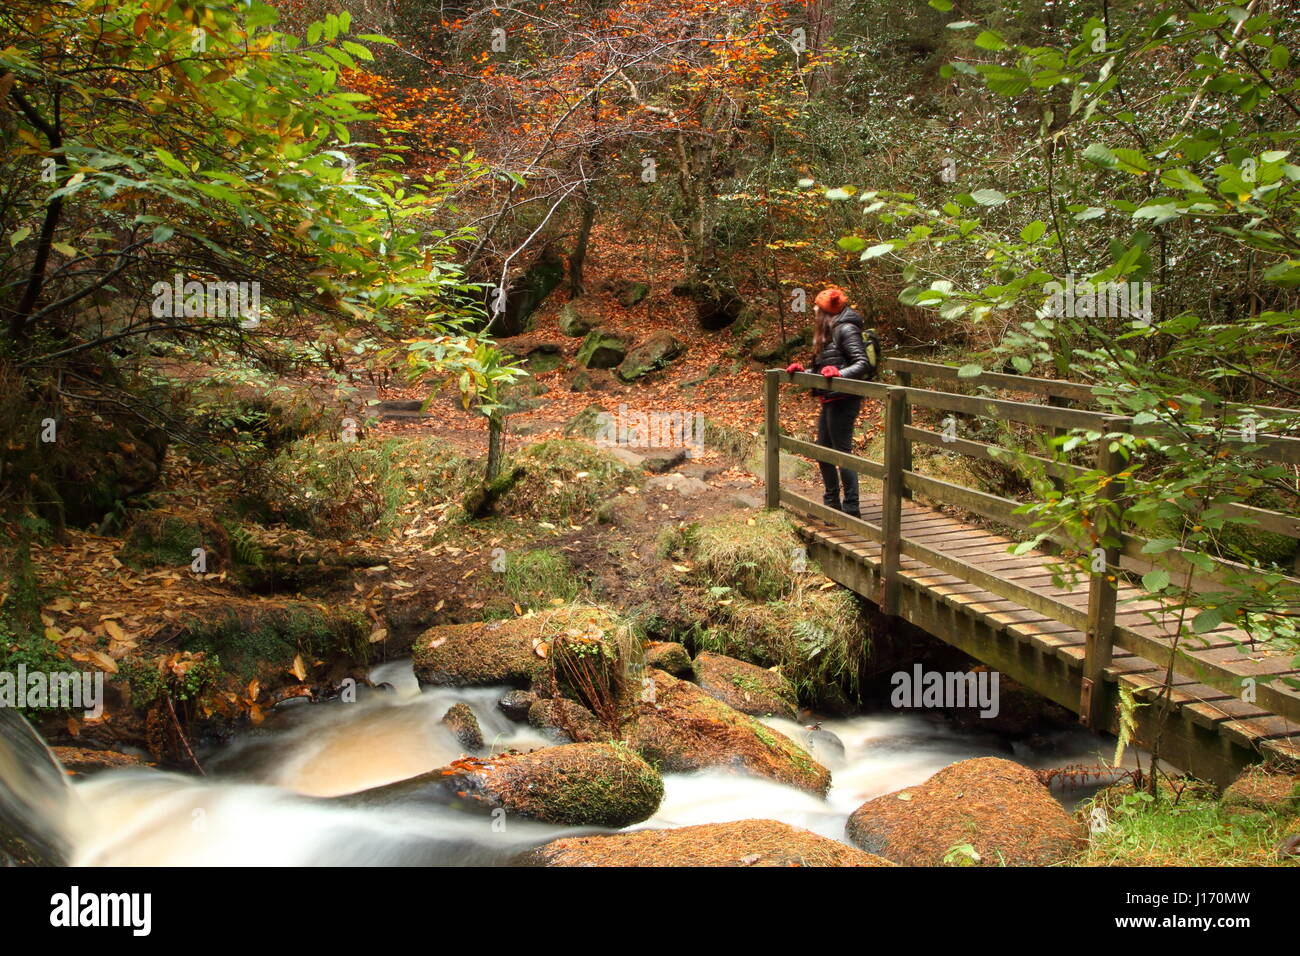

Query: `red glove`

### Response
(785, 362, 804, 374)
(821, 366, 841, 378)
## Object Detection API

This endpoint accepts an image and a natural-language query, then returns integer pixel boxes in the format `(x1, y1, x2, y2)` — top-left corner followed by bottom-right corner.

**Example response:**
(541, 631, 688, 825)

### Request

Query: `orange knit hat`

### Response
(815, 287, 848, 314)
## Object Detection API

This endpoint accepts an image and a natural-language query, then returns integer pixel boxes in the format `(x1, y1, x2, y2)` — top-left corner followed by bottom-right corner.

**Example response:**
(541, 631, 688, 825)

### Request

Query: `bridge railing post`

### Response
(896, 371, 913, 500)
(879, 386, 906, 616)
(1081, 415, 1130, 729)
(764, 370, 780, 509)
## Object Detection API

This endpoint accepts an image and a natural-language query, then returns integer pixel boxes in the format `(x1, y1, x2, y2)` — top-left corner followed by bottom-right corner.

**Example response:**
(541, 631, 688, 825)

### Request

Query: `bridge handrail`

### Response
(763, 368, 1300, 730)
(884, 356, 1299, 422)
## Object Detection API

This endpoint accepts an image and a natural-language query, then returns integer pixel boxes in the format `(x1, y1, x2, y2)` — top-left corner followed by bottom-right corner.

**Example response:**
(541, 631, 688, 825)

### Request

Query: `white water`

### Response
(4, 659, 1130, 866)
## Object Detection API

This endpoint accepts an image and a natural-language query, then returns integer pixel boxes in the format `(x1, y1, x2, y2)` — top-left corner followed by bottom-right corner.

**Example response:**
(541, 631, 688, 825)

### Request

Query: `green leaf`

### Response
(1083, 143, 1117, 169)
(958, 363, 983, 378)
(837, 235, 867, 253)
(971, 188, 1006, 206)
(1192, 608, 1223, 634)
(974, 30, 1009, 51)
(1141, 538, 1179, 554)
(928, 0, 954, 10)
(1020, 220, 1047, 242)
(861, 243, 894, 260)
(1142, 569, 1171, 592)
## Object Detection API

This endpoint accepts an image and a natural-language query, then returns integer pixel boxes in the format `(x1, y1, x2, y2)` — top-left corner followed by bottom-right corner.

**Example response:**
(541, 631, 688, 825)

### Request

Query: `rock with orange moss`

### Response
(628, 669, 829, 795)
(846, 757, 1085, 866)
(527, 819, 894, 867)
(356, 742, 662, 828)
(692, 651, 797, 719)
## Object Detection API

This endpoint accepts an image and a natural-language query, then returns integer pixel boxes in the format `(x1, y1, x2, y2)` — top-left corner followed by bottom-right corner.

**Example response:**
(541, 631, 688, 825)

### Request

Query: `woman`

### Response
(785, 287, 879, 519)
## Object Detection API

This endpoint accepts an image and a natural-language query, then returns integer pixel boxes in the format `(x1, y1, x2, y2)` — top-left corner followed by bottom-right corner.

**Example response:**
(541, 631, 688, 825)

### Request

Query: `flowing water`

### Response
(0, 658, 1133, 866)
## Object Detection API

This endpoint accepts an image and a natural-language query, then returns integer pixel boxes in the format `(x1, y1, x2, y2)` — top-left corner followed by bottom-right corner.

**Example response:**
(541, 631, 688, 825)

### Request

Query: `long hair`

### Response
(812, 306, 835, 355)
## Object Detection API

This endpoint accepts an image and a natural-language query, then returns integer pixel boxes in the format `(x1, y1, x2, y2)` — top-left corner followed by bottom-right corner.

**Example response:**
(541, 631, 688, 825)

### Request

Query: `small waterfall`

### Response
(0, 707, 79, 865)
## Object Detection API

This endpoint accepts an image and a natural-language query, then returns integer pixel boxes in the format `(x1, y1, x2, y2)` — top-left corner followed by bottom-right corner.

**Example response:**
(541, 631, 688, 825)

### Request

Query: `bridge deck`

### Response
(792, 496, 1300, 776)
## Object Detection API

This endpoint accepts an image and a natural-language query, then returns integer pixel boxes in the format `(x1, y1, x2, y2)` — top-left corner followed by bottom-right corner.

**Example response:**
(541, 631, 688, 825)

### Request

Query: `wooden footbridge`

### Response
(764, 359, 1300, 785)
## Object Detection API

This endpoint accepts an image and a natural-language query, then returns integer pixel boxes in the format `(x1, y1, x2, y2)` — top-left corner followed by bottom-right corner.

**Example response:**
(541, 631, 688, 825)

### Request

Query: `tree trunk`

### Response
(569, 194, 597, 295)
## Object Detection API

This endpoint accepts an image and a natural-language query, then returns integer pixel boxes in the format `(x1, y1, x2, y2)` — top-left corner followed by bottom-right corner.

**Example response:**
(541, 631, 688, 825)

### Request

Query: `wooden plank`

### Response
(904, 424, 1090, 481)
(778, 435, 886, 480)
(903, 471, 1034, 530)
(785, 370, 892, 400)
(897, 534, 1091, 630)
(902, 385, 1110, 430)
(1111, 622, 1300, 727)
(882, 357, 1096, 403)
(781, 489, 885, 544)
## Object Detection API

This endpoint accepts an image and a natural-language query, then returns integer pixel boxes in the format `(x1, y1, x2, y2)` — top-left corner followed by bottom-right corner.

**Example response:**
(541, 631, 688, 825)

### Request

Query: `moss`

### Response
(529, 819, 894, 867)
(699, 581, 868, 708)
(500, 439, 640, 522)
(504, 548, 581, 608)
(119, 514, 227, 571)
(258, 435, 476, 538)
(0, 537, 70, 714)
(175, 604, 368, 680)
(686, 510, 800, 602)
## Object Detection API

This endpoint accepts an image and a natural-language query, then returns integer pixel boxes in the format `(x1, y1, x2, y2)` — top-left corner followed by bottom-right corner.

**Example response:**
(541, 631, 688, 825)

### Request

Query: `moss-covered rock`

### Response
(559, 304, 594, 337)
(616, 331, 683, 382)
(497, 689, 539, 722)
(528, 819, 894, 867)
(846, 757, 1085, 866)
(412, 617, 552, 688)
(500, 440, 640, 521)
(1221, 765, 1300, 815)
(644, 641, 693, 678)
(174, 603, 368, 683)
(119, 513, 229, 572)
(616, 281, 650, 307)
(692, 651, 797, 719)
(576, 329, 631, 369)
(628, 670, 830, 795)
(50, 747, 147, 776)
(440, 702, 484, 752)
(528, 697, 607, 743)
(362, 743, 663, 828)
(412, 605, 629, 692)
(504, 548, 580, 609)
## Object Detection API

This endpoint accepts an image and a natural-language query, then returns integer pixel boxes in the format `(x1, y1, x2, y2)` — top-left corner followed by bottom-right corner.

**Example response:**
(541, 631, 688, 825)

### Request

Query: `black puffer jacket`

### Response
(811, 308, 878, 396)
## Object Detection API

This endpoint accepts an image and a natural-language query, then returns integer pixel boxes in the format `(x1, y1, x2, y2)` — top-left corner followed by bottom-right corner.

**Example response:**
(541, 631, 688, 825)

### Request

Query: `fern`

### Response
(228, 525, 264, 568)
(1113, 683, 1144, 766)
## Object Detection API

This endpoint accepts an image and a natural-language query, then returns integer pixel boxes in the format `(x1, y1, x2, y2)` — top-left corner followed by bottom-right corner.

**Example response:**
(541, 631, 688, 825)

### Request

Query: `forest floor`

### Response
(23, 226, 861, 754)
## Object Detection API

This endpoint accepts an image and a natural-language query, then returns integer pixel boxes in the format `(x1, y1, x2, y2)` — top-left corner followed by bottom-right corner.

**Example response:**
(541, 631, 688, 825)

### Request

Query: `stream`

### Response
(2, 658, 1133, 866)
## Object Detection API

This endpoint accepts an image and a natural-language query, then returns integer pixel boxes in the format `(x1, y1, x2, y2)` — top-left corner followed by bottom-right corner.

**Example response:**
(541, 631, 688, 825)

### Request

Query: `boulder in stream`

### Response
(497, 689, 539, 722)
(527, 819, 894, 867)
(692, 651, 797, 719)
(845, 756, 1085, 866)
(49, 747, 147, 776)
(628, 670, 830, 795)
(439, 703, 484, 752)
(412, 606, 626, 690)
(528, 697, 608, 743)
(359, 742, 663, 829)
(644, 641, 693, 678)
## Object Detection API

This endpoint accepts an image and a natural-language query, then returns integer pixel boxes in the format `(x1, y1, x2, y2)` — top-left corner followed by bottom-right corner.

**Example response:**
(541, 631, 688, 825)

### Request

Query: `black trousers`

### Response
(816, 396, 863, 515)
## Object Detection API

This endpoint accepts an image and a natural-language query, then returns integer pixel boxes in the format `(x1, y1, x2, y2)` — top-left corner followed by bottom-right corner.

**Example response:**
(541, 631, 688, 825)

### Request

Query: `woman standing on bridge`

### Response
(786, 288, 880, 519)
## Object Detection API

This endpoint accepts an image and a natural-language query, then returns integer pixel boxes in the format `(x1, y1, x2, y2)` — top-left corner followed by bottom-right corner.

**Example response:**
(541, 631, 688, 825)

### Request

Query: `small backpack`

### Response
(863, 328, 883, 381)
